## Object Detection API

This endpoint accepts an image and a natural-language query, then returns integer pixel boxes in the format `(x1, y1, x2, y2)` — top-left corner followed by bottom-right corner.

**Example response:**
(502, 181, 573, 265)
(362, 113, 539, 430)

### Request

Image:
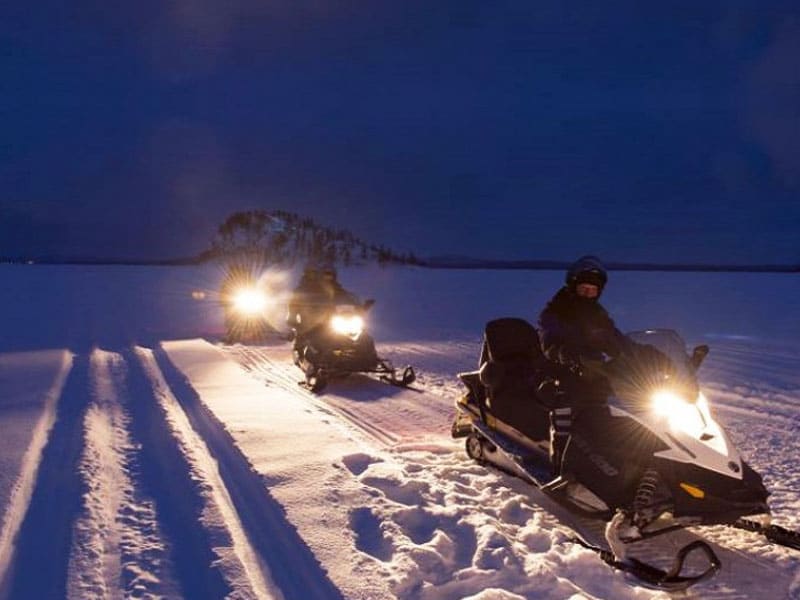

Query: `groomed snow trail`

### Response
(66, 349, 179, 599)
(227, 342, 458, 446)
(134, 346, 282, 600)
(2, 345, 291, 600)
(0, 349, 72, 590)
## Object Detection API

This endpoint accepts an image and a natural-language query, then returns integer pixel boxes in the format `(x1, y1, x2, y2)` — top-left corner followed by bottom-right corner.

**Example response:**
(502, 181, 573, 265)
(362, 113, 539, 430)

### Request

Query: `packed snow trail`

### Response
(132, 346, 282, 600)
(227, 343, 457, 446)
(156, 341, 347, 600)
(3, 355, 94, 599)
(1, 346, 290, 600)
(66, 349, 180, 599)
(0, 349, 72, 593)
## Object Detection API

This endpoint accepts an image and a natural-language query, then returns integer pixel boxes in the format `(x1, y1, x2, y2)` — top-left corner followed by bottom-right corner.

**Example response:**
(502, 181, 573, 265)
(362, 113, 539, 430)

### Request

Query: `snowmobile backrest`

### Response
(484, 318, 544, 364)
(479, 318, 549, 440)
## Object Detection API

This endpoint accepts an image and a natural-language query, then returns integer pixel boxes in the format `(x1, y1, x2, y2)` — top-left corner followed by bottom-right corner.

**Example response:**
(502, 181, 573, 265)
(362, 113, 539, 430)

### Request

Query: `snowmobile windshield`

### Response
(602, 330, 728, 453)
(601, 329, 700, 411)
(626, 329, 696, 382)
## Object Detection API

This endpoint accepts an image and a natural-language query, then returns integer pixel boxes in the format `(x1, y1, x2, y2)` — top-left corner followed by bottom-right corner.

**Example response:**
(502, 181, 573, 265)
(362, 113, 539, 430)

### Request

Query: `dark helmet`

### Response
(566, 255, 608, 293)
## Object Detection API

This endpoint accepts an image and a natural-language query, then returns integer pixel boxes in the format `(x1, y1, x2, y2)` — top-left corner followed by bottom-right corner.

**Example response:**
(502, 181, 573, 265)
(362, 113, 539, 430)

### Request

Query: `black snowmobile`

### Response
(289, 300, 415, 393)
(452, 317, 800, 591)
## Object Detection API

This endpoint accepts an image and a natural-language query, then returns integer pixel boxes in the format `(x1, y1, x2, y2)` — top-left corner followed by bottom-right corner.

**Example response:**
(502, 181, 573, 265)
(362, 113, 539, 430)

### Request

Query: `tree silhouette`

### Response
(209, 209, 417, 268)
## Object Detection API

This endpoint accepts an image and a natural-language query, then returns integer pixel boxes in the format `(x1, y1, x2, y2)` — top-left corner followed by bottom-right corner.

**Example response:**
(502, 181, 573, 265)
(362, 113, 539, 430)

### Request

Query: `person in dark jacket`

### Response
(287, 265, 321, 333)
(537, 255, 628, 474)
(287, 264, 359, 338)
(539, 255, 628, 368)
(288, 263, 366, 378)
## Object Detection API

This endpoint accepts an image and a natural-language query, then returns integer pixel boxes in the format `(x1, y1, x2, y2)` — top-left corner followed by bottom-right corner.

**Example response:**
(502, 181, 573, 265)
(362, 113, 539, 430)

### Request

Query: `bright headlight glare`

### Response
(233, 288, 267, 315)
(651, 388, 706, 437)
(652, 390, 682, 416)
(331, 314, 364, 337)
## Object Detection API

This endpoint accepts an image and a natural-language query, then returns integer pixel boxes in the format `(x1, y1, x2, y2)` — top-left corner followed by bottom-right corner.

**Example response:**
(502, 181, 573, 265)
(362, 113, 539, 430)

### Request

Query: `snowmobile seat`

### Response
(479, 318, 549, 441)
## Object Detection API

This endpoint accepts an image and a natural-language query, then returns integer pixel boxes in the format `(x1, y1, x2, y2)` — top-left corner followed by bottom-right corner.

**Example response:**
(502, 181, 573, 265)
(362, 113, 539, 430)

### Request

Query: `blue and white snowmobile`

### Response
(452, 318, 799, 591)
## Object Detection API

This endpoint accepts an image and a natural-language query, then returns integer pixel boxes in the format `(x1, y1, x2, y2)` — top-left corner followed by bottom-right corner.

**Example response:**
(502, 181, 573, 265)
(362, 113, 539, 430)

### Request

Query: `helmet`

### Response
(566, 255, 607, 292)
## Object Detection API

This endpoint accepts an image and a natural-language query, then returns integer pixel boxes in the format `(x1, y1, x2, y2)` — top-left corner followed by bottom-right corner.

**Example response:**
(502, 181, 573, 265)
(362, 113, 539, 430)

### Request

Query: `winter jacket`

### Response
(538, 287, 628, 366)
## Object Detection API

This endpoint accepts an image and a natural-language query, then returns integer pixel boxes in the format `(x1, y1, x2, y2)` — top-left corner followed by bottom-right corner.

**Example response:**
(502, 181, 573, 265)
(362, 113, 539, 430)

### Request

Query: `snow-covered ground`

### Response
(0, 263, 798, 599)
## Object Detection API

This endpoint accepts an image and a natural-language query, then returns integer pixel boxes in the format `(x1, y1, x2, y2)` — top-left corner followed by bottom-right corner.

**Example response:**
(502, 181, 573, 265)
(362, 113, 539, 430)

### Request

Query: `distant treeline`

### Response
(4, 208, 798, 273)
(422, 256, 800, 273)
(0, 256, 206, 266)
(5, 255, 797, 273)
(206, 209, 423, 267)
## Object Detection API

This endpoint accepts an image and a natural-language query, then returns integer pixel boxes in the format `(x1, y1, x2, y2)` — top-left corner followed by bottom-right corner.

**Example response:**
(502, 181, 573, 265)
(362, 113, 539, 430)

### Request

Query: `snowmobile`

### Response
(290, 300, 415, 393)
(452, 317, 800, 591)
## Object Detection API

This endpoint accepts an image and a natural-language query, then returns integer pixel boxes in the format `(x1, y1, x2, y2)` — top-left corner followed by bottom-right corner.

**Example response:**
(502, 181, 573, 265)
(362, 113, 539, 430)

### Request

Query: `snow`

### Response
(0, 263, 798, 599)
(0, 349, 71, 583)
(67, 349, 179, 599)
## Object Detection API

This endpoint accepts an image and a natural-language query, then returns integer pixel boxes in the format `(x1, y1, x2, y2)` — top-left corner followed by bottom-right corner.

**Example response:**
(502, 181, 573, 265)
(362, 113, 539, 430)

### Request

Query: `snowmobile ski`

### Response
(570, 535, 721, 592)
(733, 518, 800, 551)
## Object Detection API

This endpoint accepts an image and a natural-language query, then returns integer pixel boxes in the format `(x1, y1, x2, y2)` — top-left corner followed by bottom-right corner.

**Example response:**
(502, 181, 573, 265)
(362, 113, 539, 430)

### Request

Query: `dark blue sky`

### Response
(2, 1, 799, 263)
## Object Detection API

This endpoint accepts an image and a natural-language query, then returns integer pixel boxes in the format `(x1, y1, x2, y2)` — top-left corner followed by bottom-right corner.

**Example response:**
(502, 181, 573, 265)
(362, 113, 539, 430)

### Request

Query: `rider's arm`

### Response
(539, 310, 583, 365)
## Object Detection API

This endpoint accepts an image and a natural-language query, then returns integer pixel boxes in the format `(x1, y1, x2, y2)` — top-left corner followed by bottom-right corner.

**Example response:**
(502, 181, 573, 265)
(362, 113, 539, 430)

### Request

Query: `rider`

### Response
(287, 263, 360, 341)
(287, 264, 360, 351)
(539, 255, 628, 367)
(537, 255, 628, 473)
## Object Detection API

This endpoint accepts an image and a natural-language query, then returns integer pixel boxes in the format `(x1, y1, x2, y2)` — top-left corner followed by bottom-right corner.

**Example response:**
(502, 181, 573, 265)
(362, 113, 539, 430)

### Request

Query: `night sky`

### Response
(3, 1, 799, 263)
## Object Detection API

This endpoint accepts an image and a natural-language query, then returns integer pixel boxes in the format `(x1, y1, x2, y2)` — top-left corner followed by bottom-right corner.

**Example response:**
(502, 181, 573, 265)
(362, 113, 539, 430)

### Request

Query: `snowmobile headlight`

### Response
(232, 288, 267, 316)
(331, 314, 364, 339)
(651, 389, 707, 438)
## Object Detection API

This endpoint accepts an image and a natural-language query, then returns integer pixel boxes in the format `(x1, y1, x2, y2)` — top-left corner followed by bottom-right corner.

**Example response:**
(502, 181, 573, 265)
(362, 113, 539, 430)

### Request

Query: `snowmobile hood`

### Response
(608, 401, 744, 480)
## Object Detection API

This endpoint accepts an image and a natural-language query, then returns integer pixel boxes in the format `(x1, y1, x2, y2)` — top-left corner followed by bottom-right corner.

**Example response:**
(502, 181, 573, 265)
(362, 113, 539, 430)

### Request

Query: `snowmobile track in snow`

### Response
(2, 345, 341, 600)
(2, 348, 229, 600)
(121, 348, 236, 599)
(153, 345, 345, 600)
(227, 344, 453, 447)
(1, 355, 90, 600)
